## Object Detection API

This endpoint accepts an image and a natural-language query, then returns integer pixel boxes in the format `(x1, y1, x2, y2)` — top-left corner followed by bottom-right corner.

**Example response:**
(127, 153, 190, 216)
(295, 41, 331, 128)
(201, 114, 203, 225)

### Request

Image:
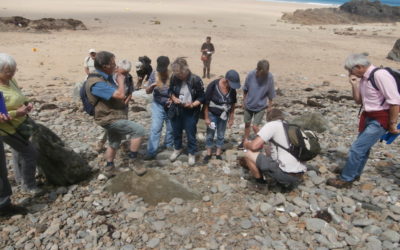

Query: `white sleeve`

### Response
(83, 57, 89, 67)
(257, 121, 277, 142)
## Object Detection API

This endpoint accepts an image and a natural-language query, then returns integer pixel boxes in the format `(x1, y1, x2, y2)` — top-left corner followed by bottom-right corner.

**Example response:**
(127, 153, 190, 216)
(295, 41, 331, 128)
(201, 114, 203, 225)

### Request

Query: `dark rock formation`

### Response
(387, 39, 400, 62)
(31, 123, 91, 186)
(340, 0, 400, 21)
(0, 16, 87, 32)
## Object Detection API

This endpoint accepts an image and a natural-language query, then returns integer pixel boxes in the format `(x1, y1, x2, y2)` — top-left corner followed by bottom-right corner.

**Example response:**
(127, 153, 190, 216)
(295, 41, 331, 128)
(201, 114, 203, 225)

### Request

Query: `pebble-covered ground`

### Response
(1, 77, 399, 250)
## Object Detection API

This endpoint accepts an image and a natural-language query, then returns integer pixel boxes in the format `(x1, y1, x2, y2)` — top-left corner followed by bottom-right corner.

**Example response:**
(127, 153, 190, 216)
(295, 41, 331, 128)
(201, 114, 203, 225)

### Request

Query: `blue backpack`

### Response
(79, 73, 104, 116)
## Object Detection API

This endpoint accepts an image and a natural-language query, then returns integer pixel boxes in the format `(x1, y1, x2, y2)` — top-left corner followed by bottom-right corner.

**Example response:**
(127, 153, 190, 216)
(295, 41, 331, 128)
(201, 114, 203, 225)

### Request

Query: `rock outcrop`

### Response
(387, 39, 400, 62)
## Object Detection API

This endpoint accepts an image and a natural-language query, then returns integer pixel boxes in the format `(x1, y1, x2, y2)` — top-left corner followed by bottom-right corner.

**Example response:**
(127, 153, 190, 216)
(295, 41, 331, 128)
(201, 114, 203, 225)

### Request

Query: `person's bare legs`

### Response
(216, 147, 222, 156)
(243, 122, 251, 141)
(244, 151, 262, 178)
(252, 125, 260, 134)
(105, 146, 117, 163)
(129, 137, 142, 153)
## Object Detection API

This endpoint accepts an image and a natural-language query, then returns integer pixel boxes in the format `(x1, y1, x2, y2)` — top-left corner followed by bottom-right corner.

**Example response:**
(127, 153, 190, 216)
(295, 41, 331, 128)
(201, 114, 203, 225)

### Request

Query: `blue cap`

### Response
(225, 70, 241, 89)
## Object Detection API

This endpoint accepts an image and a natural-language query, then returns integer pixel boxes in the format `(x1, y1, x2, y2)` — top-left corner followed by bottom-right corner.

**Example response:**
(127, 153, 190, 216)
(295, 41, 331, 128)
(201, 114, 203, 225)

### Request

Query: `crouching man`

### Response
(86, 51, 146, 176)
(242, 109, 306, 191)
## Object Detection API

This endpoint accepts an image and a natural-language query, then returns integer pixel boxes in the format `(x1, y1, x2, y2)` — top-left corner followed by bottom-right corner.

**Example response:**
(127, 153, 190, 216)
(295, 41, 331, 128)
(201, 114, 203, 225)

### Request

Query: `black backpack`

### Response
(271, 122, 321, 162)
(368, 67, 400, 105)
(79, 73, 104, 116)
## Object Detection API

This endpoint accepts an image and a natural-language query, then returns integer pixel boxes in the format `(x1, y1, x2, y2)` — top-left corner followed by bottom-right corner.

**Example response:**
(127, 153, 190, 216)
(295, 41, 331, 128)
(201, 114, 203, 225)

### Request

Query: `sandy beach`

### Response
(1, 0, 399, 91)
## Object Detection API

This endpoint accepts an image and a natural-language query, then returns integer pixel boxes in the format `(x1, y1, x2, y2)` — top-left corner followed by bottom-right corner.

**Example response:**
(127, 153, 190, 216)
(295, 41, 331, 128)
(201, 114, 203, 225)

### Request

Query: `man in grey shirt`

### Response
(239, 59, 275, 150)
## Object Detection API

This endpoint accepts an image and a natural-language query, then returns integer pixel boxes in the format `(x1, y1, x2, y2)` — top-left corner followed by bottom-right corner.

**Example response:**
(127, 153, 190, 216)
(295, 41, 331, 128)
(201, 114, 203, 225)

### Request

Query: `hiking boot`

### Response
(216, 155, 223, 160)
(326, 178, 353, 189)
(103, 164, 118, 178)
(170, 149, 182, 162)
(21, 186, 44, 197)
(129, 159, 147, 176)
(203, 155, 211, 164)
(0, 203, 28, 217)
(237, 142, 244, 150)
(188, 154, 196, 166)
(331, 167, 360, 181)
(143, 154, 156, 161)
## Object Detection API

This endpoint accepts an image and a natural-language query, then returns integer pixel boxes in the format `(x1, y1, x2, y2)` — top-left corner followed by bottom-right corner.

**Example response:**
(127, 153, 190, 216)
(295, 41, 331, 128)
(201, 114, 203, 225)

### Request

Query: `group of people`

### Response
(0, 49, 399, 217)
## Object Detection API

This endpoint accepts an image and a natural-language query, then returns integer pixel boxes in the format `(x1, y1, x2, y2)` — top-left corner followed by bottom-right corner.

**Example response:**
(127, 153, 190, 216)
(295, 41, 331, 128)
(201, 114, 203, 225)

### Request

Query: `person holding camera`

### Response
(203, 70, 240, 164)
(168, 57, 205, 166)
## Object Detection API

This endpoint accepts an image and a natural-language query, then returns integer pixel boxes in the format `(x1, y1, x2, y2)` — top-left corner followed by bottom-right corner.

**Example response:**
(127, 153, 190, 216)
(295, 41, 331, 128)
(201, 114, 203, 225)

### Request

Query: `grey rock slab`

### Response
(240, 219, 253, 229)
(380, 230, 400, 243)
(352, 218, 375, 227)
(345, 235, 360, 246)
(305, 218, 328, 232)
(260, 202, 273, 215)
(147, 238, 160, 248)
(292, 197, 309, 208)
(389, 205, 400, 214)
(364, 225, 383, 235)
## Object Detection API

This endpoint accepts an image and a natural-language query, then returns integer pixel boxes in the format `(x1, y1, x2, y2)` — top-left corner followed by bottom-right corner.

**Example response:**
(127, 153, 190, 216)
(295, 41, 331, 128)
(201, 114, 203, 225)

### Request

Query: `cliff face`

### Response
(340, 0, 400, 21)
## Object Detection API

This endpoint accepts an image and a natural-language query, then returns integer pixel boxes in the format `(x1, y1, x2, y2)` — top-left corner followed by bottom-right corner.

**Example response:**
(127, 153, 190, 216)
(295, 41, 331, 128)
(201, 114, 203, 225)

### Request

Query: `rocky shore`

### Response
(1, 74, 399, 249)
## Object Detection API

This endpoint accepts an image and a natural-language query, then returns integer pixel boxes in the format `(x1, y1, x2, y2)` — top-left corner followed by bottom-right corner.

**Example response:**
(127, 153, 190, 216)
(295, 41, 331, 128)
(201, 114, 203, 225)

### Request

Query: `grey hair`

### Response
(94, 51, 115, 70)
(0, 53, 17, 73)
(171, 57, 189, 74)
(257, 59, 269, 72)
(117, 59, 132, 72)
(344, 53, 371, 71)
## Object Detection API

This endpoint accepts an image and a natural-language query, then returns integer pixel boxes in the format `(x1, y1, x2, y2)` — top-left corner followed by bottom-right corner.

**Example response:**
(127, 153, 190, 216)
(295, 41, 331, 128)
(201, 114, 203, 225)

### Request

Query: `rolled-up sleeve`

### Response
(375, 70, 400, 105)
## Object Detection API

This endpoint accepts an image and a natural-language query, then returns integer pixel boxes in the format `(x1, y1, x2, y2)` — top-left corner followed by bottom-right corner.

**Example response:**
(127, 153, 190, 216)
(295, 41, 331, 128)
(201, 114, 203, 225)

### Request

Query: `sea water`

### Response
(259, 0, 400, 7)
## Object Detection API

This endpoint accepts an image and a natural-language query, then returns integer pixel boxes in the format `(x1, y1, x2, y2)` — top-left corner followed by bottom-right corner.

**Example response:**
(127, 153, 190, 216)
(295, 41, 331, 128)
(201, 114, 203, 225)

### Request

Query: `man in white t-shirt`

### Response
(84, 48, 96, 75)
(242, 109, 306, 190)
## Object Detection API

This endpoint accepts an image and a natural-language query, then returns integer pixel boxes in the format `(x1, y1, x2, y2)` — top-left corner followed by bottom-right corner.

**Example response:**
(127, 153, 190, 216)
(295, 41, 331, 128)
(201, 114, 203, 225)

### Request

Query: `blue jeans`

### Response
(147, 102, 174, 156)
(171, 109, 199, 155)
(340, 118, 386, 182)
(206, 112, 227, 148)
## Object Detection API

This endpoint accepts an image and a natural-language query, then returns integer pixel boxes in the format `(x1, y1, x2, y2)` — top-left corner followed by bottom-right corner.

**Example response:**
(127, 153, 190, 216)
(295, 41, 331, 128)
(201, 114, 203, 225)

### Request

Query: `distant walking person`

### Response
(327, 53, 400, 189)
(203, 70, 240, 163)
(200, 36, 215, 79)
(84, 48, 96, 75)
(238, 59, 275, 150)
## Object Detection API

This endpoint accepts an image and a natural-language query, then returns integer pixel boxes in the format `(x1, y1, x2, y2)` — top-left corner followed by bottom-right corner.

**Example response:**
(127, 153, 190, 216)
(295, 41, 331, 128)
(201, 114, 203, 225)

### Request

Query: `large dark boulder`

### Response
(31, 123, 91, 186)
(340, 0, 400, 21)
(387, 39, 400, 62)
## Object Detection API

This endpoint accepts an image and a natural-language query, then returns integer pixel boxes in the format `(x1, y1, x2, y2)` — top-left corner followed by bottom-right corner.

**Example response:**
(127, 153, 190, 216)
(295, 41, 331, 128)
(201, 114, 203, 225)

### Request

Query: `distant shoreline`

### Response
(257, 0, 400, 7)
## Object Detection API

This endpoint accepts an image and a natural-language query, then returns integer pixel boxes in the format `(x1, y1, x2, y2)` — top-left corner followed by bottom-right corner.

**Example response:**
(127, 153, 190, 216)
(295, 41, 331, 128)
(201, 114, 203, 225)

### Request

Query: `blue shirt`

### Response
(243, 70, 275, 112)
(91, 70, 117, 101)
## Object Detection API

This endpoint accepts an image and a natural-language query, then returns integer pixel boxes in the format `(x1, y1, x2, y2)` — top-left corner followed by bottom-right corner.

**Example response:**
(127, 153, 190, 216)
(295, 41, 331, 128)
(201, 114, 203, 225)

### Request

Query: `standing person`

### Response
(85, 51, 147, 176)
(169, 57, 205, 166)
(238, 59, 275, 150)
(242, 109, 306, 191)
(0, 53, 42, 195)
(200, 36, 215, 79)
(95, 59, 134, 152)
(144, 56, 174, 160)
(84, 48, 96, 75)
(0, 113, 28, 217)
(203, 70, 240, 163)
(135, 56, 153, 89)
(327, 53, 400, 188)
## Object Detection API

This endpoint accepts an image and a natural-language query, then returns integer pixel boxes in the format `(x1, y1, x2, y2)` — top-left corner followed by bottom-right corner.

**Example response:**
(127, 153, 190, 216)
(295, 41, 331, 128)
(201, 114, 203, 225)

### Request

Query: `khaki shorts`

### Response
(244, 109, 265, 125)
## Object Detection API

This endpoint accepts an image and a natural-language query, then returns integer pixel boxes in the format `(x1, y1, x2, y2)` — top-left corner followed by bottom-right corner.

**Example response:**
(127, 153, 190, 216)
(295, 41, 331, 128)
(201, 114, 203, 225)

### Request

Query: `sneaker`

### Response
(0, 203, 28, 217)
(326, 178, 353, 189)
(129, 159, 147, 176)
(143, 154, 156, 161)
(170, 149, 182, 162)
(21, 186, 44, 196)
(203, 155, 211, 164)
(216, 155, 223, 160)
(237, 142, 244, 150)
(188, 154, 196, 166)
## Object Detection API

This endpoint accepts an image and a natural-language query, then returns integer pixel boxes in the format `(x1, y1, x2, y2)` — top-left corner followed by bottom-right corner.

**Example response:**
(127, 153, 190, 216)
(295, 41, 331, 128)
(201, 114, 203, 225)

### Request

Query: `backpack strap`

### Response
(367, 67, 386, 106)
(270, 121, 291, 154)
